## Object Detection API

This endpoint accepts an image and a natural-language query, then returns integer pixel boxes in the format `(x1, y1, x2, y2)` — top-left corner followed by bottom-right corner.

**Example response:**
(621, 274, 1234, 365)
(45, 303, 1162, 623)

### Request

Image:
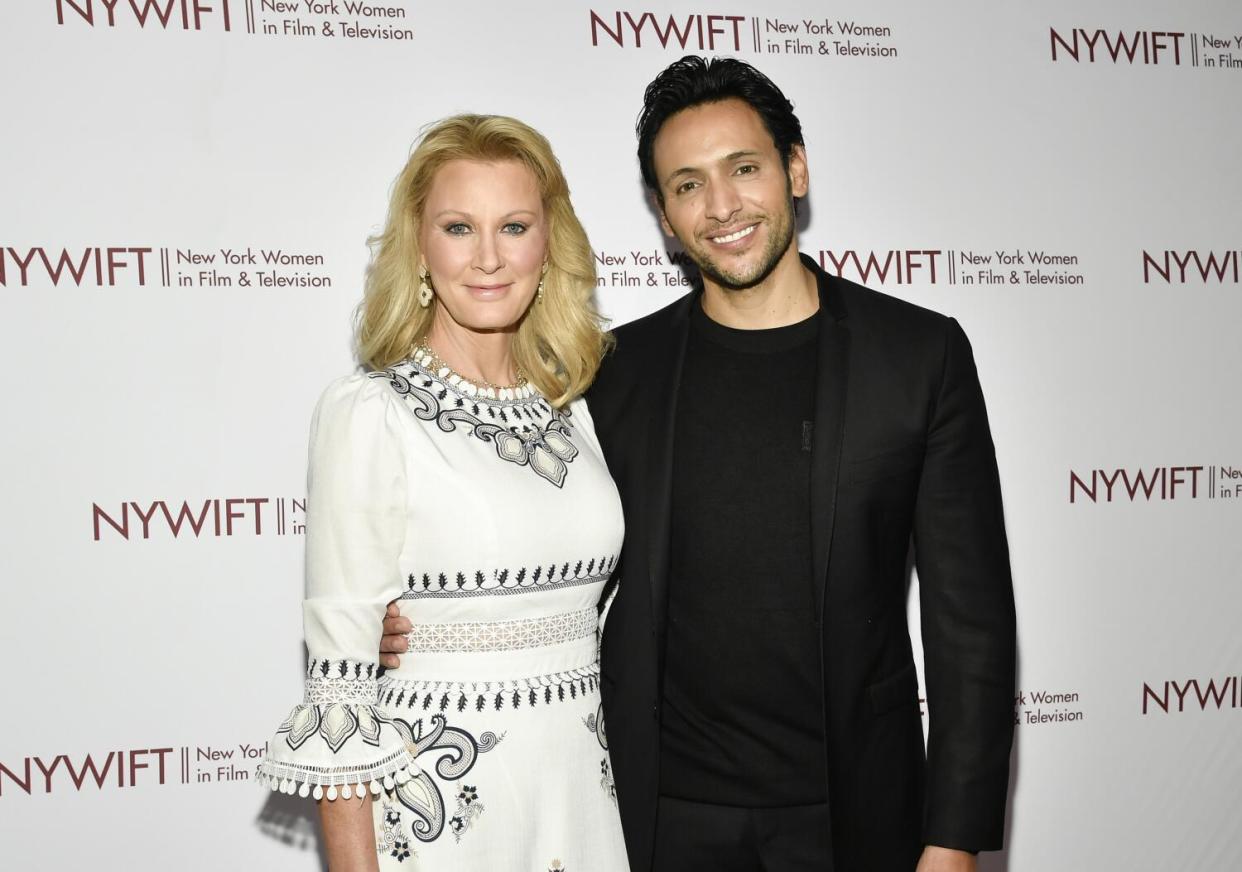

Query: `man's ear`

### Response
(653, 193, 675, 237)
(788, 144, 809, 199)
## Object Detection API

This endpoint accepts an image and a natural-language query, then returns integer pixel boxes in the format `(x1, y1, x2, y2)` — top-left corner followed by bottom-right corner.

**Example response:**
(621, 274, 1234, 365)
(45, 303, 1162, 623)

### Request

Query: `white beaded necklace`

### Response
(411, 343, 533, 401)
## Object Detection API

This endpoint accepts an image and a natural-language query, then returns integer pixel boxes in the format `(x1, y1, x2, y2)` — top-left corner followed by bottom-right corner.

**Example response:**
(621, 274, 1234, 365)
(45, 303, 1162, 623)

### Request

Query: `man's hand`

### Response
(916, 846, 977, 872)
(379, 600, 411, 669)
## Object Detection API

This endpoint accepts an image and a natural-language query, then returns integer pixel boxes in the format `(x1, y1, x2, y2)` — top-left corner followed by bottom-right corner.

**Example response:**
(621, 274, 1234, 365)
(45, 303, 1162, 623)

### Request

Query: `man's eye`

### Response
(736, 164, 758, 175)
(444, 223, 471, 235)
(675, 180, 699, 195)
(502, 222, 528, 235)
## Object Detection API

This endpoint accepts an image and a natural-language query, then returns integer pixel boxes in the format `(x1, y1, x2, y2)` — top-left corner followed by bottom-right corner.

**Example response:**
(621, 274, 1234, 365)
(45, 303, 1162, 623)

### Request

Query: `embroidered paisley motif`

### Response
(387, 714, 502, 844)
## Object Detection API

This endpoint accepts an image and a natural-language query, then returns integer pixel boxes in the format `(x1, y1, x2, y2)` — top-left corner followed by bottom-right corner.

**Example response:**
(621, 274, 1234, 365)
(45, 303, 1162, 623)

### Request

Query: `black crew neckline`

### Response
(691, 296, 819, 354)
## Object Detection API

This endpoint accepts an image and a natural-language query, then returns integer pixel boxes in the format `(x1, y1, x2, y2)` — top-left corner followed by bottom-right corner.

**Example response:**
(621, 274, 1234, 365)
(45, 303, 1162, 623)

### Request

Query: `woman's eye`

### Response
(502, 222, 528, 235)
(444, 223, 471, 235)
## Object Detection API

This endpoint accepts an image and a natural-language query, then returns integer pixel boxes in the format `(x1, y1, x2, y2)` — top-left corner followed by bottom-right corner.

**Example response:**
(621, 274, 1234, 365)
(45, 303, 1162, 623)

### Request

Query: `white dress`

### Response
(259, 352, 629, 871)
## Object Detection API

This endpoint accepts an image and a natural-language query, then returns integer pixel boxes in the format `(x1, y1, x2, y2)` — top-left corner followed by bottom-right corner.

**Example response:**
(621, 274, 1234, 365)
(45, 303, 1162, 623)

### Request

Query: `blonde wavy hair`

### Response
(357, 114, 610, 408)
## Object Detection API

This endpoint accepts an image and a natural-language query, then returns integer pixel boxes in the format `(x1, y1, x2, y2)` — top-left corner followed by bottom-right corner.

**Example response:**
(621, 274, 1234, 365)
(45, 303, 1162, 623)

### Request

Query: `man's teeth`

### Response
(711, 225, 756, 244)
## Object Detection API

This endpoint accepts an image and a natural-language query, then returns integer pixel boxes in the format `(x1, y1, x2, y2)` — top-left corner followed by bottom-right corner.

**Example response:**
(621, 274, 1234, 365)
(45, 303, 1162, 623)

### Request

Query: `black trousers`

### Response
(652, 794, 833, 871)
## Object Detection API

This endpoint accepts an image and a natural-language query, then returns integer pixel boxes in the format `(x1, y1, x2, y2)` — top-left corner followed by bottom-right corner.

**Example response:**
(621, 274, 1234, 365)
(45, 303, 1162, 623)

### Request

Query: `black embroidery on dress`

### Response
(584, 702, 616, 803)
(376, 802, 414, 862)
(401, 554, 617, 599)
(448, 783, 483, 841)
(370, 365, 579, 488)
(380, 669, 600, 715)
(385, 714, 500, 845)
(307, 659, 378, 680)
(275, 698, 392, 754)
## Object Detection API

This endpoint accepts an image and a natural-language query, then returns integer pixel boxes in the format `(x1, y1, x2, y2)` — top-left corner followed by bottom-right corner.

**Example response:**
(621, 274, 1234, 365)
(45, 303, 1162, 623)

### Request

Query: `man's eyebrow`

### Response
(662, 150, 763, 187)
(663, 166, 698, 188)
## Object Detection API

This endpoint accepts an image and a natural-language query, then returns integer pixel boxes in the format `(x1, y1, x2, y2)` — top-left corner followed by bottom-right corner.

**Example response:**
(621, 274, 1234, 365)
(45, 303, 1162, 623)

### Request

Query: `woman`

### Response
(259, 115, 628, 871)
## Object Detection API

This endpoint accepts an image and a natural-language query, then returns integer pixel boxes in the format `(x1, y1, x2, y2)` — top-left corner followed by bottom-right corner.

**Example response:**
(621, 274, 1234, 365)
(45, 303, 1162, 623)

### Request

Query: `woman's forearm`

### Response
(318, 793, 380, 872)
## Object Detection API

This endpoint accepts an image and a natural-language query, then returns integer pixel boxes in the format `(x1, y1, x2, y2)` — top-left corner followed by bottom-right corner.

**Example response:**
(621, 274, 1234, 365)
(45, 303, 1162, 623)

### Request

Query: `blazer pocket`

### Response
(867, 661, 920, 716)
(849, 441, 924, 485)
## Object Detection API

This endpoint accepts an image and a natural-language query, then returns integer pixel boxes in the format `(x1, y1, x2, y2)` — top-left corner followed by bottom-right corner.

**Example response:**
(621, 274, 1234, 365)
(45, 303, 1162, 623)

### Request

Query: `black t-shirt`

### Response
(659, 299, 828, 807)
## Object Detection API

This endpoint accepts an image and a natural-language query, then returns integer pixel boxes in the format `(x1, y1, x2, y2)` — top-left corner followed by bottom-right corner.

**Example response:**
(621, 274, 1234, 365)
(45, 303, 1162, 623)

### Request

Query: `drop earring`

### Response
(418, 266, 434, 307)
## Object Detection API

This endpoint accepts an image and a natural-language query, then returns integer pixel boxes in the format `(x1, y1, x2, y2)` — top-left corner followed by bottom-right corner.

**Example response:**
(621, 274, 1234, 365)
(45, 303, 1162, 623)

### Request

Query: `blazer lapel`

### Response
(644, 293, 694, 645)
(808, 267, 850, 617)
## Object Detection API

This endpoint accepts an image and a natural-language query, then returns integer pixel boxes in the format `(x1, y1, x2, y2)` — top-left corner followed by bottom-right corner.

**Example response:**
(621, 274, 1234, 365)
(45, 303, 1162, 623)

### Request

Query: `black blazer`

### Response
(587, 255, 1016, 872)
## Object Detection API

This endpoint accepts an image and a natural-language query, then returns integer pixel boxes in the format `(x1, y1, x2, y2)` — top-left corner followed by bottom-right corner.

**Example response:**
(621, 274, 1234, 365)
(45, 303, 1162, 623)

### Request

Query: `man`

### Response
(384, 56, 1015, 871)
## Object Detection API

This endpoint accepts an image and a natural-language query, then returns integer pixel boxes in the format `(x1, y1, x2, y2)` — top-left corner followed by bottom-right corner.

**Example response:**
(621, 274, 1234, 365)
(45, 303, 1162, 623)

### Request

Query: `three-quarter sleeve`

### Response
(258, 374, 420, 800)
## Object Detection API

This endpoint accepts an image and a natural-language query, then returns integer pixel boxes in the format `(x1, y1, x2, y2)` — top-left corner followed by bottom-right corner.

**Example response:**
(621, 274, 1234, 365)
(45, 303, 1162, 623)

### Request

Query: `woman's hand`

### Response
(380, 600, 412, 669)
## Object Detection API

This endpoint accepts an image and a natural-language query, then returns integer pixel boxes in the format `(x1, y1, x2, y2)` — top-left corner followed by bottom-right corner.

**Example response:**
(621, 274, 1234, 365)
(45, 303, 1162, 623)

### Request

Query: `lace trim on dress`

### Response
(257, 710, 422, 800)
(303, 658, 380, 705)
(405, 607, 598, 654)
(258, 744, 417, 798)
(305, 676, 377, 705)
(259, 658, 422, 800)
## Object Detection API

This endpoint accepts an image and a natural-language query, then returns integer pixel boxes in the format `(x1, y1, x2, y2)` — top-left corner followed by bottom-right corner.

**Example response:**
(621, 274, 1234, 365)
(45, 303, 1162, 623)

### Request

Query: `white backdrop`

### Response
(2, 1, 1240, 869)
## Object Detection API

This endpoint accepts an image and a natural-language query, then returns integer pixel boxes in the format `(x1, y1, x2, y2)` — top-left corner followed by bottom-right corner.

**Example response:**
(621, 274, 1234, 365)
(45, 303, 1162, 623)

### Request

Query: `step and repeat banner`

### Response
(1, 1, 1239, 869)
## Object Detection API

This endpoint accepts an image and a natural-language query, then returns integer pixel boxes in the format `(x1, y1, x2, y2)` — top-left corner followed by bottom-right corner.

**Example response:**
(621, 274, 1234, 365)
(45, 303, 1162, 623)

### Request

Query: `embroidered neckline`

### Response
(370, 361, 579, 488)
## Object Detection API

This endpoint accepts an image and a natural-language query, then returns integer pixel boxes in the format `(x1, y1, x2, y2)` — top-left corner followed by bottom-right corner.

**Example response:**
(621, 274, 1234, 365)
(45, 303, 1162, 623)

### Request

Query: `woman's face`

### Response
(418, 158, 548, 337)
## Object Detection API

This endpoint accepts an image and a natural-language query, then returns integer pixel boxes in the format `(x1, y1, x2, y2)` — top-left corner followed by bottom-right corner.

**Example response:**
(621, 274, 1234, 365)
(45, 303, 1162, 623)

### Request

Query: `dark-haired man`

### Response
(385, 56, 1015, 872)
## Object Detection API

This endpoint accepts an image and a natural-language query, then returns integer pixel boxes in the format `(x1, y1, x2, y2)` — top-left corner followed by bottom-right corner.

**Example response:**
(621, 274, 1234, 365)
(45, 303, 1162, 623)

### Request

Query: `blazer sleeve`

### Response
(258, 374, 421, 801)
(914, 318, 1016, 851)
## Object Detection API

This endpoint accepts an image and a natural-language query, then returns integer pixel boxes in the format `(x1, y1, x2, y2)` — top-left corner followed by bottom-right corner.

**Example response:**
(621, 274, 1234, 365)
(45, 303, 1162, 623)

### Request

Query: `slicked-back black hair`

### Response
(636, 55, 804, 201)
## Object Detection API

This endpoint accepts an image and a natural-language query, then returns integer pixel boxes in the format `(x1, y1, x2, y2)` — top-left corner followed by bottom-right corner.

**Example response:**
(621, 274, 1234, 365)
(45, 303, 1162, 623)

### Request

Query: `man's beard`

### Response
(684, 201, 796, 292)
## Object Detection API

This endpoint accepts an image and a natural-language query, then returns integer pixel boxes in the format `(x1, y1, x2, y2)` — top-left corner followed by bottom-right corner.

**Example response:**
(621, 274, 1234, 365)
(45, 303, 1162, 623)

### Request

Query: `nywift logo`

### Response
(1050, 26, 1242, 70)
(1143, 675, 1242, 715)
(588, 10, 900, 59)
(1068, 465, 1242, 504)
(1142, 250, 1241, 284)
(91, 496, 306, 541)
(52, 0, 415, 42)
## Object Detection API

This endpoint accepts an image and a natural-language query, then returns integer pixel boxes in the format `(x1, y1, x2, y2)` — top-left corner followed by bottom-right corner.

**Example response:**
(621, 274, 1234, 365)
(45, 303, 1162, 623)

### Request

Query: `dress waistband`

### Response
(385, 607, 600, 684)
(405, 605, 598, 654)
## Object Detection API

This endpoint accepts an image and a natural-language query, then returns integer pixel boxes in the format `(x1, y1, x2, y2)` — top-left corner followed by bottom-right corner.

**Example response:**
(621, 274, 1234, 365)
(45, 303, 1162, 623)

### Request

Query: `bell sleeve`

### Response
(258, 374, 420, 801)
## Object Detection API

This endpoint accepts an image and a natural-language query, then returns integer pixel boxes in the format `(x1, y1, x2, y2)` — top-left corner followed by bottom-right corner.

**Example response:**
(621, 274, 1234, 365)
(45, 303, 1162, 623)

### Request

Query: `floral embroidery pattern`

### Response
(584, 702, 616, 804)
(449, 782, 484, 842)
(599, 757, 617, 804)
(388, 714, 501, 844)
(376, 802, 414, 863)
(549, 861, 566, 871)
(401, 555, 617, 599)
(372, 364, 579, 488)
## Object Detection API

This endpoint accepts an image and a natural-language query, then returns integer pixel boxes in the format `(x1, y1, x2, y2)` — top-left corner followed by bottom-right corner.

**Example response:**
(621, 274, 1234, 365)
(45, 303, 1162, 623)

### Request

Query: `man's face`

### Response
(650, 98, 807, 291)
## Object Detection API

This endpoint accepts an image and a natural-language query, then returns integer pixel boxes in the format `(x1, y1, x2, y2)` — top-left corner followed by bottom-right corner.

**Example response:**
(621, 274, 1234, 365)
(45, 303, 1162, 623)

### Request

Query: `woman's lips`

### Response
(466, 283, 512, 299)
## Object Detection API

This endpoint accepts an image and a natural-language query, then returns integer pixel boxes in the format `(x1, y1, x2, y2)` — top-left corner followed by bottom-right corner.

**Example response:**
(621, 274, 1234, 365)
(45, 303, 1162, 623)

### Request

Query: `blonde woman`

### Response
(259, 115, 628, 871)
